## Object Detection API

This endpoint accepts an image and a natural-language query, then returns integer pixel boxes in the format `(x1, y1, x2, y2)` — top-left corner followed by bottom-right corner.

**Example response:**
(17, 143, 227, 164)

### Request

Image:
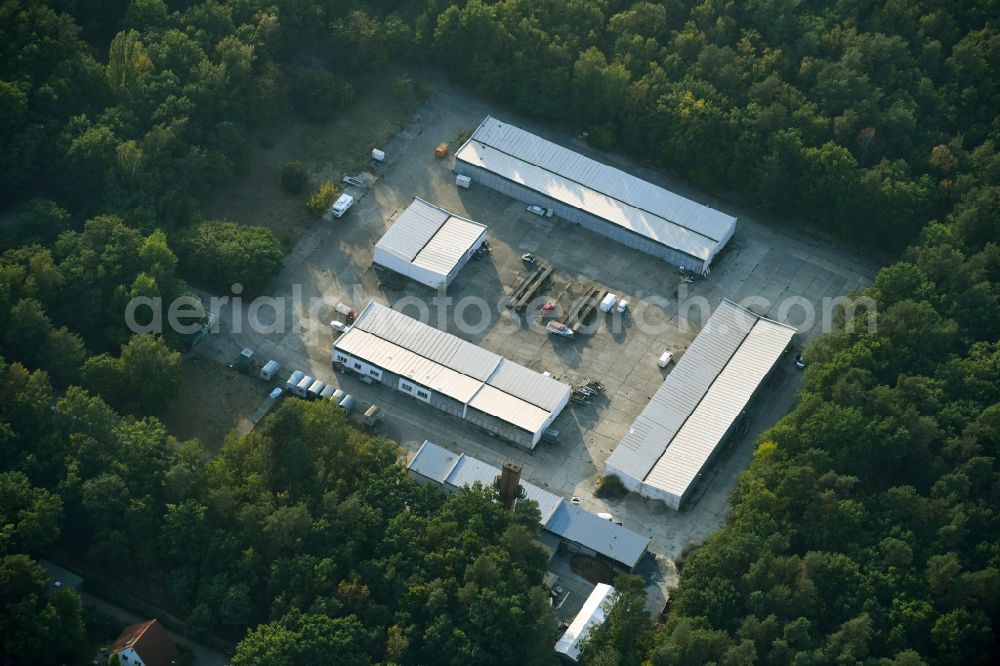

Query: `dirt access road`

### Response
(202, 69, 423, 250)
(83, 591, 229, 666)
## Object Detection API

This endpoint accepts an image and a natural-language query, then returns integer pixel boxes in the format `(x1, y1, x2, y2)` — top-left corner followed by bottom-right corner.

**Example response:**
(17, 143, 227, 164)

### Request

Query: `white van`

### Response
(330, 320, 349, 335)
(330, 194, 354, 218)
(657, 351, 673, 368)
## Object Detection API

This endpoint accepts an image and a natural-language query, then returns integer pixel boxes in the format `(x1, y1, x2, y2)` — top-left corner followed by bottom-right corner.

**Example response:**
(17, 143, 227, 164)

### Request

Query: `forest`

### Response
(1, 0, 998, 664)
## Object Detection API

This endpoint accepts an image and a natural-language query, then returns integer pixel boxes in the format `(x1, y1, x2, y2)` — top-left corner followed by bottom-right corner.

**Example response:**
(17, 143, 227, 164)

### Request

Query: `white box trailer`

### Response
(286, 370, 304, 392)
(599, 293, 618, 313)
(306, 379, 326, 400)
(293, 375, 313, 398)
(456, 174, 471, 189)
(260, 360, 279, 381)
(372, 148, 385, 162)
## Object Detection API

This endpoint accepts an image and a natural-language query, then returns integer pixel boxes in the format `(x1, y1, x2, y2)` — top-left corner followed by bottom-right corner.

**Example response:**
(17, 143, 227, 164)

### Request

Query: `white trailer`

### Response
(293, 375, 313, 398)
(285, 370, 304, 392)
(306, 379, 326, 400)
(259, 360, 279, 381)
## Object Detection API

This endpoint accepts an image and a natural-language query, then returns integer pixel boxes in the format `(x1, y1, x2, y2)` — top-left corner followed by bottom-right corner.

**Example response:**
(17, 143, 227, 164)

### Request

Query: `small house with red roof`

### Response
(109, 619, 178, 666)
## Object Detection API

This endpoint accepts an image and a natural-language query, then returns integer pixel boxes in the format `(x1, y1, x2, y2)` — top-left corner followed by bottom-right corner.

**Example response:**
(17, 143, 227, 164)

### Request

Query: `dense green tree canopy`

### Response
(177, 220, 283, 295)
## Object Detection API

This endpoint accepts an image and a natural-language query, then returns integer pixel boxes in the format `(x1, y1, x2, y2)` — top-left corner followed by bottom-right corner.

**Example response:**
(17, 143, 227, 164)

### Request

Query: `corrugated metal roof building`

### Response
(554, 583, 616, 662)
(604, 300, 796, 510)
(454, 116, 736, 275)
(407, 442, 650, 570)
(373, 198, 488, 289)
(333, 302, 572, 448)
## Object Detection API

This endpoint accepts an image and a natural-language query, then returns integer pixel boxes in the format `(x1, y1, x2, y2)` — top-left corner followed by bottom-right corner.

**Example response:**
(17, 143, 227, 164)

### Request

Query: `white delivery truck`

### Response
(330, 193, 354, 218)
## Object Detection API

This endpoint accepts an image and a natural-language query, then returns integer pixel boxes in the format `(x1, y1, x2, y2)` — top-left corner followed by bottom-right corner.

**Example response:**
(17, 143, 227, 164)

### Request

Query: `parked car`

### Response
(330, 320, 349, 335)
(616, 299, 629, 313)
(526, 205, 546, 216)
(363, 405, 382, 425)
(546, 321, 574, 337)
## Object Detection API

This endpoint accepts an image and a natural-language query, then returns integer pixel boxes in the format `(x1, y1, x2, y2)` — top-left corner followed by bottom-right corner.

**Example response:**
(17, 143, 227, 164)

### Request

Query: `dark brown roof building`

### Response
(109, 619, 178, 666)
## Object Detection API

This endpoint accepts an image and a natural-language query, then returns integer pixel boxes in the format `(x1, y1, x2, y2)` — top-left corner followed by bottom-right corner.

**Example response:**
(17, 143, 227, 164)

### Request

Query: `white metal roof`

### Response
(554, 583, 615, 661)
(335, 328, 483, 403)
(605, 300, 757, 482)
(467, 384, 552, 435)
(350, 301, 501, 380)
(338, 302, 572, 434)
(644, 318, 795, 498)
(544, 502, 650, 569)
(605, 300, 796, 503)
(485, 358, 571, 412)
(456, 116, 737, 261)
(409, 442, 646, 564)
(408, 441, 461, 484)
(375, 198, 487, 278)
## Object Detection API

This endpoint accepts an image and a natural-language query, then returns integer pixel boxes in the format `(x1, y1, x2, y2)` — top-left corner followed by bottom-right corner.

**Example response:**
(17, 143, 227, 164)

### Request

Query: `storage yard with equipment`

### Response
(192, 76, 878, 579)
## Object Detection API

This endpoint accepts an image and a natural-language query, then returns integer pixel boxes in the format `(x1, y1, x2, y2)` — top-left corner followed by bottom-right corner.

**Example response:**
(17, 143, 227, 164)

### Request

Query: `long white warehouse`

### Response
(555, 583, 616, 662)
(407, 442, 650, 570)
(373, 198, 487, 289)
(604, 300, 796, 510)
(454, 116, 736, 275)
(333, 302, 571, 448)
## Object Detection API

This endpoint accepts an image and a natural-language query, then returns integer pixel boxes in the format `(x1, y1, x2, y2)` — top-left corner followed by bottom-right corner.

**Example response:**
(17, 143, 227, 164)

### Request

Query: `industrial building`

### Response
(333, 301, 571, 448)
(454, 116, 737, 275)
(604, 300, 796, 510)
(554, 583, 616, 662)
(373, 197, 488, 289)
(408, 441, 650, 570)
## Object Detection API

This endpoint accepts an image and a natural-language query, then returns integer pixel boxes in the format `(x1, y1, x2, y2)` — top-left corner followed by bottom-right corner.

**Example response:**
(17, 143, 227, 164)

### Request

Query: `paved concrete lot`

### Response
(197, 74, 879, 603)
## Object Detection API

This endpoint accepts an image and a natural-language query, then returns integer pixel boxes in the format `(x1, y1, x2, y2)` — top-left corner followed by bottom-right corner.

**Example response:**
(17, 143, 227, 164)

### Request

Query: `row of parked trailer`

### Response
(285, 370, 356, 411)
